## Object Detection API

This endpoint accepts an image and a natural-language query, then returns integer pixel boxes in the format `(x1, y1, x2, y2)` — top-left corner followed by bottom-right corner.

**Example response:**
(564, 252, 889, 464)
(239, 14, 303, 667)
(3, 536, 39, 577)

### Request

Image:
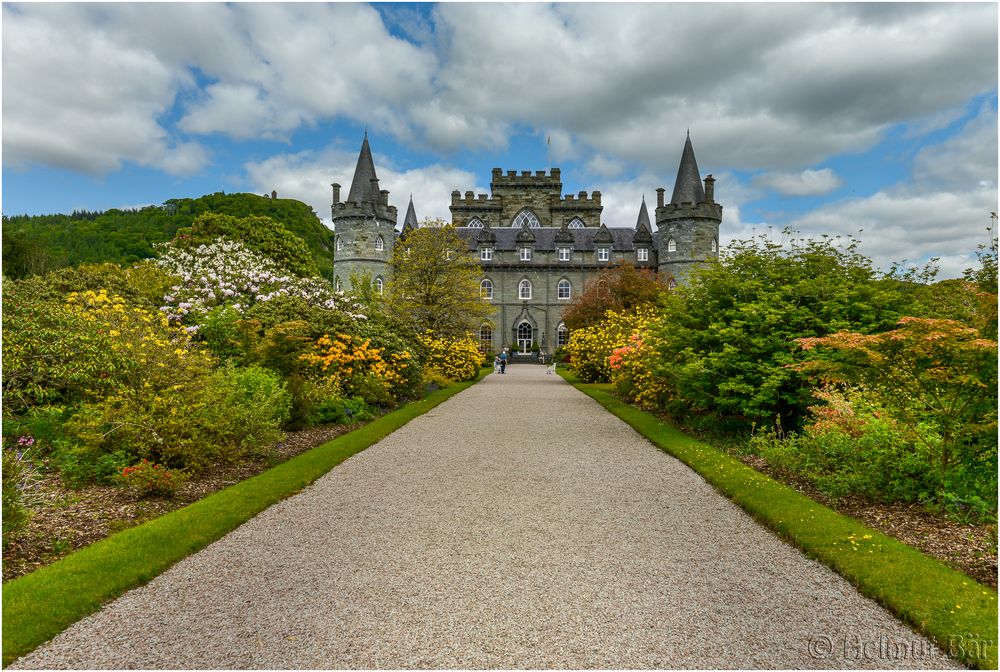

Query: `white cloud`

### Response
(243, 145, 482, 229)
(585, 154, 625, 179)
(752, 169, 843, 197)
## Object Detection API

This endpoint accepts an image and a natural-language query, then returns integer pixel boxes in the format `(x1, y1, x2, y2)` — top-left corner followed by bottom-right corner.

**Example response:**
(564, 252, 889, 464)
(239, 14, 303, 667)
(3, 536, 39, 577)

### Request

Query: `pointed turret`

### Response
(633, 197, 653, 244)
(400, 195, 418, 237)
(347, 133, 380, 205)
(670, 132, 706, 206)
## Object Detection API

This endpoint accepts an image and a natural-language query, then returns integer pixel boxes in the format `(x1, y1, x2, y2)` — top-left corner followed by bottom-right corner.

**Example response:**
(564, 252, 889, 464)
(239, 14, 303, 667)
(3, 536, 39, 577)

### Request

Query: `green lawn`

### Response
(2, 372, 485, 668)
(560, 371, 997, 669)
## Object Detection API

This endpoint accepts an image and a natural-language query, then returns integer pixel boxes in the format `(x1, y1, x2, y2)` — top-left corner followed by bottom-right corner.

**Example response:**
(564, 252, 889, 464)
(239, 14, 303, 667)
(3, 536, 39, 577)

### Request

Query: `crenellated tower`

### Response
(655, 133, 723, 284)
(331, 133, 397, 291)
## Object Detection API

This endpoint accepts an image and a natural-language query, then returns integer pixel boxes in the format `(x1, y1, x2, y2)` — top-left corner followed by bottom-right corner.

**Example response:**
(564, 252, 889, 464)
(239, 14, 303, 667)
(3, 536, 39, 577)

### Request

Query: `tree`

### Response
(385, 224, 492, 337)
(562, 261, 666, 331)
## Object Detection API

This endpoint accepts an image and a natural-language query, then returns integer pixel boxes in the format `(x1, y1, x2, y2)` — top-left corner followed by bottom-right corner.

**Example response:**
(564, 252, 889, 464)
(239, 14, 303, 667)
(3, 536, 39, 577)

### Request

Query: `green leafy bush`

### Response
(116, 459, 188, 498)
(309, 395, 375, 425)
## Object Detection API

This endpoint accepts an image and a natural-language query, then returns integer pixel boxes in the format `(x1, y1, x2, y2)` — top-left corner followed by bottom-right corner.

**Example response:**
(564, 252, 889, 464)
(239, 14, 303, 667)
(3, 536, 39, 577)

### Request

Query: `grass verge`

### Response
(2, 371, 486, 668)
(559, 370, 998, 669)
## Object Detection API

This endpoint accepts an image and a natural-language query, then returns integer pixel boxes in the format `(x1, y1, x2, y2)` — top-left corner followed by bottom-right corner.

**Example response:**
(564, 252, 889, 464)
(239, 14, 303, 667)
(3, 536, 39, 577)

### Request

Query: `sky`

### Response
(2, 2, 998, 278)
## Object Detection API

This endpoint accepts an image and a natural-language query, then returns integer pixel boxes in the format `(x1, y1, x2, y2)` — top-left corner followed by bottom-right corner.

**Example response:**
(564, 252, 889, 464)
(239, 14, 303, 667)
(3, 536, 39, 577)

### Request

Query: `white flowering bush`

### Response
(153, 238, 363, 324)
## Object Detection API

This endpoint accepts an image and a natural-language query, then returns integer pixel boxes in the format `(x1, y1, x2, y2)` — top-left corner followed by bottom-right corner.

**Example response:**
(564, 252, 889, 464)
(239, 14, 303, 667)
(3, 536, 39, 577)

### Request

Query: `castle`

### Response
(331, 133, 722, 358)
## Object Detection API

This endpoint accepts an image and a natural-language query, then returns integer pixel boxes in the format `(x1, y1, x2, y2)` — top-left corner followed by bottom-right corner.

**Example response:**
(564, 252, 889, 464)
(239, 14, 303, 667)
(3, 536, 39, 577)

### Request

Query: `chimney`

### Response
(656, 188, 665, 208)
(380, 189, 390, 206)
(704, 175, 715, 204)
(331, 183, 341, 204)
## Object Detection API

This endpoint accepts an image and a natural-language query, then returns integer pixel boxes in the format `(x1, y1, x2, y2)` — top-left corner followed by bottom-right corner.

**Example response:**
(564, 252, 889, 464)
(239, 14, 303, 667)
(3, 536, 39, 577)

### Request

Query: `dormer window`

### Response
(637, 248, 648, 262)
(520, 247, 532, 261)
(481, 247, 493, 261)
(558, 247, 570, 261)
(568, 218, 585, 229)
(374, 235, 384, 252)
(597, 248, 610, 262)
(667, 238, 677, 253)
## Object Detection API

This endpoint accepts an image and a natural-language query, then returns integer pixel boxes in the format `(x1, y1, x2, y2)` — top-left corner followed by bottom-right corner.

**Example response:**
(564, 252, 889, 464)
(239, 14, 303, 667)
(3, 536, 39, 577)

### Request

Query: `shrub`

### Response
(565, 305, 658, 383)
(309, 395, 375, 426)
(197, 305, 260, 364)
(608, 326, 669, 411)
(415, 332, 485, 382)
(116, 459, 187, 499)
(2, 443, 43, 546)
(300, 332, 417, 402)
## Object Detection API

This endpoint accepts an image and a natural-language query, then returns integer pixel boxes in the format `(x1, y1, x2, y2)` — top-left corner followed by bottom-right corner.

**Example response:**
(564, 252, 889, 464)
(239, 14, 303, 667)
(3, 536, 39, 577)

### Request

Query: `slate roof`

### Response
(454, 226, 643, 252)
(403, 197, 418, 228)
(346, 133, 380, 205)
(670, 132, 706, 205)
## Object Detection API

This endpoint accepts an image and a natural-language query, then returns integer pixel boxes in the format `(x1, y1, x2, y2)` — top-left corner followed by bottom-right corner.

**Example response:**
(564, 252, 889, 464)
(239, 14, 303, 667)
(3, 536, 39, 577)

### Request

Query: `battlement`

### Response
(332, 200, 397, 221)
(451, 190, 503, 207)
(655, 201, 723, 222)
(490, 167, 562, 192)
(556, 190, 601, 207)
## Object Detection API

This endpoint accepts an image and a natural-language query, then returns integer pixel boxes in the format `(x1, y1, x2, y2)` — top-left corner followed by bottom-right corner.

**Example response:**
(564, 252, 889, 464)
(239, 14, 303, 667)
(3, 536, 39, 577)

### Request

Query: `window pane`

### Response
(519, 279, 531, 299)
(568, 218, 585, 229)
(513, 209, 541, 228)
(467, 217, 484, 228)
(558, 279, 571, 299)
(480, 279, 493, 299)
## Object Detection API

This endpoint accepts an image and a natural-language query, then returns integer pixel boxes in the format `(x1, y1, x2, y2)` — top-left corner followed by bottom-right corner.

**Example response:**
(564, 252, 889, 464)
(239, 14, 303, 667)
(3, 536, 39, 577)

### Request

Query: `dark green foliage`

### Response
(172, 212, 319, 277)
(3, 192, 335, 279)
(8, 262, 178, 311)
(651, 235, 912, 431)
(310, 396, 375, 425)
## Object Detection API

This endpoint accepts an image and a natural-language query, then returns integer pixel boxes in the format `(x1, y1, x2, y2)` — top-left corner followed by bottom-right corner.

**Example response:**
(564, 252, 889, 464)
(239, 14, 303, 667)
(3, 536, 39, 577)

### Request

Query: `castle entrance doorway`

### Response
(516, 321, 533, 355)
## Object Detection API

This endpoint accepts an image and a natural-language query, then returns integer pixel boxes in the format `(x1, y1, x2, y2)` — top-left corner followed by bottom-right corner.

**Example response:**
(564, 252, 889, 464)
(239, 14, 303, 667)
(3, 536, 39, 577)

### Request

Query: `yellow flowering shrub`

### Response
(565, 305, 659, 383)
(416, 331, 485, 382)
(300, 333, 416, 402)
(608, 316, 669, 410)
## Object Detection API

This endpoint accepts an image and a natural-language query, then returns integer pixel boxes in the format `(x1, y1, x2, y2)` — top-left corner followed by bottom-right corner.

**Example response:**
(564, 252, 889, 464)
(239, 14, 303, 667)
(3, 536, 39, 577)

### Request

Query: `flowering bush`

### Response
(416, 332, 485, 382)
(154, 238, 363, 325)
(300, 333, 417, 403)
(116, 459, 187, 498)
(565, 305, 659, 383)
(608, 326, 669, 410)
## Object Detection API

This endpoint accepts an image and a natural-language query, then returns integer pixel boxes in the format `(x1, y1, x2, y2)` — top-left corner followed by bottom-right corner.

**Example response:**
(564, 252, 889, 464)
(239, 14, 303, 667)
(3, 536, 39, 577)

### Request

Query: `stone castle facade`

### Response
(331, 132, 722, 358)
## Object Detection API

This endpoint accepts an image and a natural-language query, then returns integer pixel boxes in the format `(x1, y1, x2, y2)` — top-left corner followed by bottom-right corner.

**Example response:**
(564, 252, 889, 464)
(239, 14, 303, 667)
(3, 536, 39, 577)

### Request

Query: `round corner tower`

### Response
(655, 133, 723, 285)
(331, 133, 398, 291)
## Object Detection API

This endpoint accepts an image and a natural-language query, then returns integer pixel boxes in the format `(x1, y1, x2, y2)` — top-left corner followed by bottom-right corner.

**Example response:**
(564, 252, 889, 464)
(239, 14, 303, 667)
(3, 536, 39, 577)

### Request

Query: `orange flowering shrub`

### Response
(608, 326, 669, 410)
(565, 305, 658, 383)
(300, 333, 416, 401)
(416, 332, 485, 382)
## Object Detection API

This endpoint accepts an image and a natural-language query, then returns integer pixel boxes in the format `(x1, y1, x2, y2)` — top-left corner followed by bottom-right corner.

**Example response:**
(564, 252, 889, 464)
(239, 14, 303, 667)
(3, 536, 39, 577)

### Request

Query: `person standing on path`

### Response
(499, 349, 508, 374)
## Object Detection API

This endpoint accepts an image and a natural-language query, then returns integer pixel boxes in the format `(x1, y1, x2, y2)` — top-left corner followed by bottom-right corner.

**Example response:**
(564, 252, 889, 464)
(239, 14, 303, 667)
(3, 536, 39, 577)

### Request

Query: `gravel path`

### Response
(13, 365, 957, 669)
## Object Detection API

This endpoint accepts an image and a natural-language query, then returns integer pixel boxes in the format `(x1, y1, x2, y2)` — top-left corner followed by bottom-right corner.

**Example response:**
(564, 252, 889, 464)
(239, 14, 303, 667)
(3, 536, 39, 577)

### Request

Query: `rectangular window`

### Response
(598, 248, 610, 262)
(558, 247, 570, 261)
(520, 247, 532, 261)
(637, 248, 648, 262)
(480, 247, 493, 261)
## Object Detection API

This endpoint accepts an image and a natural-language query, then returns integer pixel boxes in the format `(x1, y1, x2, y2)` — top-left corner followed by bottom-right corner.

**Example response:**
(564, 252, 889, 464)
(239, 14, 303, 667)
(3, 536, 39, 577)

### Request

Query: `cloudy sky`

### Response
(3, 2, 997, 277)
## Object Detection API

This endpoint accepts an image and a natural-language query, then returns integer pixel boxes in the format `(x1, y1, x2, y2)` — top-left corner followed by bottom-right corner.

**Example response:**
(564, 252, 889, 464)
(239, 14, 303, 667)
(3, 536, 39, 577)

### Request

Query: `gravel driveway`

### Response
(12, 365, 958, 669)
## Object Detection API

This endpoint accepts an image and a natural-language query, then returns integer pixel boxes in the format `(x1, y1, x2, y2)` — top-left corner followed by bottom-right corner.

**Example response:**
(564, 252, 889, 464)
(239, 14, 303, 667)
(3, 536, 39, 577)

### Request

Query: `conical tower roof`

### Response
(400, 195, 418, 237)
(347, 132, 380, 205)
(635, 196, 652, 232)
(670, 132, 706, 206)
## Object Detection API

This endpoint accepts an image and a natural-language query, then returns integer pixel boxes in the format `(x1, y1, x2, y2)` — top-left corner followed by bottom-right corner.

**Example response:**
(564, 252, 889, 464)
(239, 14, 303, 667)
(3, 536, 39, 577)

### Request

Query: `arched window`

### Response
(467, 217, 484, 228)
(374, 235, 384, 252)
(336, 235, 343, 252)
(480, 278, 494, 300)
(516, 321, 533, 353)
(567, 217, 585, 229)
(335, 276, 342, 291)
(557, 323, 569, 347)
(374, 276, 384, 295)
(518, 279, 532, 300)
(667, 238, 677, 253)
(711, 238, 718, 253)
(479, 324, 493, 352)
(557, 278, 571, 300)
(512, 209, 541, 228)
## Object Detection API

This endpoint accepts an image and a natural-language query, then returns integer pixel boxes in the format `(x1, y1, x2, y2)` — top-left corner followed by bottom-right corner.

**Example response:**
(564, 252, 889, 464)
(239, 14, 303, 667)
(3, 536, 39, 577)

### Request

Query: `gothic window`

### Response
(598, 247, 610, 262)
(336, 235, 343, 252)
(558, 247, 571, 261)
(374, 235, 384, 252)
(480, 278, 494, 300)
(557, 279, 571, 300)
(520, 247, 532, 261)
(557, 323, 569, 347)
(479, 324, 493, 352)
(512, 209, 541, 228)
(637, 247, 649, 262)
(518, 279, 532, 300)
(467, 217, 485, 228)
(711, 238, 718, 253)
(374, 276, 384, 295)
(567, 217, 585, 229)
(667, 238, 677, 253)
(481, 247, 493, 261)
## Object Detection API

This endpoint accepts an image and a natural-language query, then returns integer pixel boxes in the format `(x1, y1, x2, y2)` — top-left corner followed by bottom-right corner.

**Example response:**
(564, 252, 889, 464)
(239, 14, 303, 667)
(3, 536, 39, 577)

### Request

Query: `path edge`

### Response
(1, 369, 489, 668)
(559, 371, 998, 670)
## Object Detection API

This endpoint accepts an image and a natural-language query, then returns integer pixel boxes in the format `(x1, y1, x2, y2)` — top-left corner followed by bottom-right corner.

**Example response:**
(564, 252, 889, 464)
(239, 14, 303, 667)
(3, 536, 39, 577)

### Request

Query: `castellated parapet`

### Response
(450, 167, 603, 228)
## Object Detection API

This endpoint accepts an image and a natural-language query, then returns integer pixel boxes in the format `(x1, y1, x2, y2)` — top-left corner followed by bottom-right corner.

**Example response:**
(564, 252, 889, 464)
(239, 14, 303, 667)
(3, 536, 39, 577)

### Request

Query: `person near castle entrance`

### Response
(499, 349, 508, 374)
